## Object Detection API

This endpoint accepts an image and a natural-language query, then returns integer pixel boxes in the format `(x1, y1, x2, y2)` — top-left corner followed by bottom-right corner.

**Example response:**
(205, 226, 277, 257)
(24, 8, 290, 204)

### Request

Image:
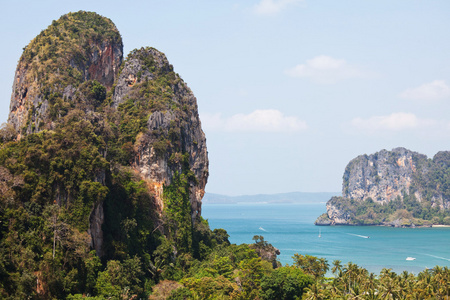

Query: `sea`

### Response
(202, 202, 450, 275)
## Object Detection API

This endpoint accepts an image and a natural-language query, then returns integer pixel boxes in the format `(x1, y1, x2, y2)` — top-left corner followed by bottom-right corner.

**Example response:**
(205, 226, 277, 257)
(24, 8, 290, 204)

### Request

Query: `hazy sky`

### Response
(1, 1, 450, 196)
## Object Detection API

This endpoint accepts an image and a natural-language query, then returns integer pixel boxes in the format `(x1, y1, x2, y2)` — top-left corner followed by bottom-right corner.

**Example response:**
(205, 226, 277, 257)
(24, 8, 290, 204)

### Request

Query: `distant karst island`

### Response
(316, 147, 450, 227)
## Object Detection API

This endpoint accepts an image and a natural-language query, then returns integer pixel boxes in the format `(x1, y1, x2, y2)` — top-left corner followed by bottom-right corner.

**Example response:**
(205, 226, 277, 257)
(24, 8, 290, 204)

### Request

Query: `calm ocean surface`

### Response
(202, 203, 450, 275)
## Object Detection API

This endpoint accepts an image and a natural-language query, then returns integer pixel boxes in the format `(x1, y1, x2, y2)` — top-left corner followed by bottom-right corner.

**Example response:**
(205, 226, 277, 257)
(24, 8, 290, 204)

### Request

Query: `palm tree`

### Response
(364, 289, 382, 300)
(396, 270, 417, 299)
(332, 260, 343, 278)
(417, 268, 435, 298)
(324, 282, 345, 299)
(303, 281, 326, 300)
(378, 268, 401, 299)
(362, 272, 378, 299)
(343, 262, 359, 294)
(431, 266, 449, 299)
(393, 270, 413, 299)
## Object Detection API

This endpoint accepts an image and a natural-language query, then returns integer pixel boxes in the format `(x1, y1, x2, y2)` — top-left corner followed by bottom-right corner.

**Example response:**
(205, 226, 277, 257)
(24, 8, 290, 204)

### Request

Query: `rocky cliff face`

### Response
(317, 148, 450, 226)
(8, 11, 123, 137)
(325, 197, 354, 225)
(113, 47, 208, 220)
(342, 148, 424, 204)
(5, 12, 208, 256)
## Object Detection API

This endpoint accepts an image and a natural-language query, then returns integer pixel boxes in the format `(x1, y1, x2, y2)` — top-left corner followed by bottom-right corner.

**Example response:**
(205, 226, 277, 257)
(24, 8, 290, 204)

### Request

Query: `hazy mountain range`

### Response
(202, 192, 339, 204)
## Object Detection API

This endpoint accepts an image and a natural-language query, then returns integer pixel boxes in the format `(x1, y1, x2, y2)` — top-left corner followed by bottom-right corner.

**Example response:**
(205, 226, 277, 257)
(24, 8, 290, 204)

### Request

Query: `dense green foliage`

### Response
(2, 11, 450, 299)
(322, 192, 450, 226)
(414, 151, 450, 206)
(0, 107, 160, 298)
(1, 12, 185, 299)
(1, 10, 213, 299)
(301, 259, 450, 300)
(21, 10, 121, 77)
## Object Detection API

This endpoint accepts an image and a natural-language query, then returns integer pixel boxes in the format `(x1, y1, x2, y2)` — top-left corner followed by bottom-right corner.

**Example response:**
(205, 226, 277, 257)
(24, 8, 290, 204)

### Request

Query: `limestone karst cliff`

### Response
(0, 11, 221, 299)
(112, 47, 208, 221)
(1, 11, 208, 260)
(342, 147, 424, 204)
(316, 148, 450, 226)
(8, 11, 123, 137)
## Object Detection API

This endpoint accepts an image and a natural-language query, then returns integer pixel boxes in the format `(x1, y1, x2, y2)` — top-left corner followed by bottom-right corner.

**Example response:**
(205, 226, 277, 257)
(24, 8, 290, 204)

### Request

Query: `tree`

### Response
(43, 204, 69, 259)
(331, 259, 342, 278)
(251, 235, 280, 268)
(212, 228, 230, 246)
(95, 257, 144, 298)
(260, 266, 313, 300)
(149, 280, 184, 300)
(378, 268, 402, 299)
(292, 254, 328, 280)
(181, 276, 238, 299)
(302, 281, 326, 300)
(237, 257, 272, 299)
(0, 123, 16, 142)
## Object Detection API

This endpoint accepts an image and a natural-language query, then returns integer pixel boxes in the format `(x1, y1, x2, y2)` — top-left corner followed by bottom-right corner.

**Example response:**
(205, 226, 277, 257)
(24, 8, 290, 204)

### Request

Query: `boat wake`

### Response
(423, 254, 450, 262)
(259, 226, 267, 232)
(347, 233, 370, 239)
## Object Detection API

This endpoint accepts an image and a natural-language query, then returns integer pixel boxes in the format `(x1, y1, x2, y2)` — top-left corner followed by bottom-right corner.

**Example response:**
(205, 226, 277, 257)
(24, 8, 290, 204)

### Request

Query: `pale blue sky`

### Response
(1, 0, 450, 195)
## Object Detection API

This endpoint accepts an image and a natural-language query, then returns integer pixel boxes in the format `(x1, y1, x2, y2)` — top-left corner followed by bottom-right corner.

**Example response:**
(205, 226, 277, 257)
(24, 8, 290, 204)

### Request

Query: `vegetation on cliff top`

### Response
(13, 11, 122, 135)
(21, 10, 121, 68)
(319, 195, 450, 226)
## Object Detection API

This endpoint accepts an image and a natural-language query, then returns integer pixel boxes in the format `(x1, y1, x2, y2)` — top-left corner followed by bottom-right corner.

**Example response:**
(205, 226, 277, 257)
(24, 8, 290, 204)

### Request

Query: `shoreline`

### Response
(316, 222, 450, 228)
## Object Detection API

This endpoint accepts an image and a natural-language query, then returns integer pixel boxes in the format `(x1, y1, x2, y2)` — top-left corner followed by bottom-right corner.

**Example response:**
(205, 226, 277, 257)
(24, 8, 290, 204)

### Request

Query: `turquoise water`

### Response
(202, 203, 450, 275)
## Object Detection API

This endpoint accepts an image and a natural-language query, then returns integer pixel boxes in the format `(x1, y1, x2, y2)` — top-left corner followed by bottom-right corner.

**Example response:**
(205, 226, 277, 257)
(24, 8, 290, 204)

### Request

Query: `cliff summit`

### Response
(9, 11, 123, 137)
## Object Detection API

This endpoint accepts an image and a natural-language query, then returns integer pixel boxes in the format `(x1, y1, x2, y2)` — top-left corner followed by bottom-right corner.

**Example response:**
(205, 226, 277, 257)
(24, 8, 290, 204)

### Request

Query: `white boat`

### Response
(406, 257, 416, 261)
(318, 229, 321, 238)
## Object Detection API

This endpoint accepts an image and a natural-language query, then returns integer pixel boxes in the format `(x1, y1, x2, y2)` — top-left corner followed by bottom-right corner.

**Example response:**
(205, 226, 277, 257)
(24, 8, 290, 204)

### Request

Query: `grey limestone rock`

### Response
(319, 148, 450, 225)
(113, 47, 208, 221)
(8, 32, 122, 137)
(342, 147, 424, 204)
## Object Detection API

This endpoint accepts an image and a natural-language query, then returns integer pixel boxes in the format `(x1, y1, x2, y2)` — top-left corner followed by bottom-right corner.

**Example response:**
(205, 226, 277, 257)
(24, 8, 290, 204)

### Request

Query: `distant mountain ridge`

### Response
(203, 192, 339, 204)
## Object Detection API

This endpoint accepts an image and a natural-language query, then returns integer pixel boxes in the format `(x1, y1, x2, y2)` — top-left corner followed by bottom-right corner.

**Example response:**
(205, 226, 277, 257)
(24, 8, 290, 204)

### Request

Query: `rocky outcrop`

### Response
(317, 148, 450, 226)
(114, 47, 209, 220)
(6, 13, 208, 256)
(342, 148, 424, 204)
(112, 48, 169, 107)
(83, 41, 122, 88)
(8, 11, 123, 137)
(88, 202, 104, 256)
(326, 197, 354, 225)
(314, 213, 332, 226)
(250, 236, 281, 268)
